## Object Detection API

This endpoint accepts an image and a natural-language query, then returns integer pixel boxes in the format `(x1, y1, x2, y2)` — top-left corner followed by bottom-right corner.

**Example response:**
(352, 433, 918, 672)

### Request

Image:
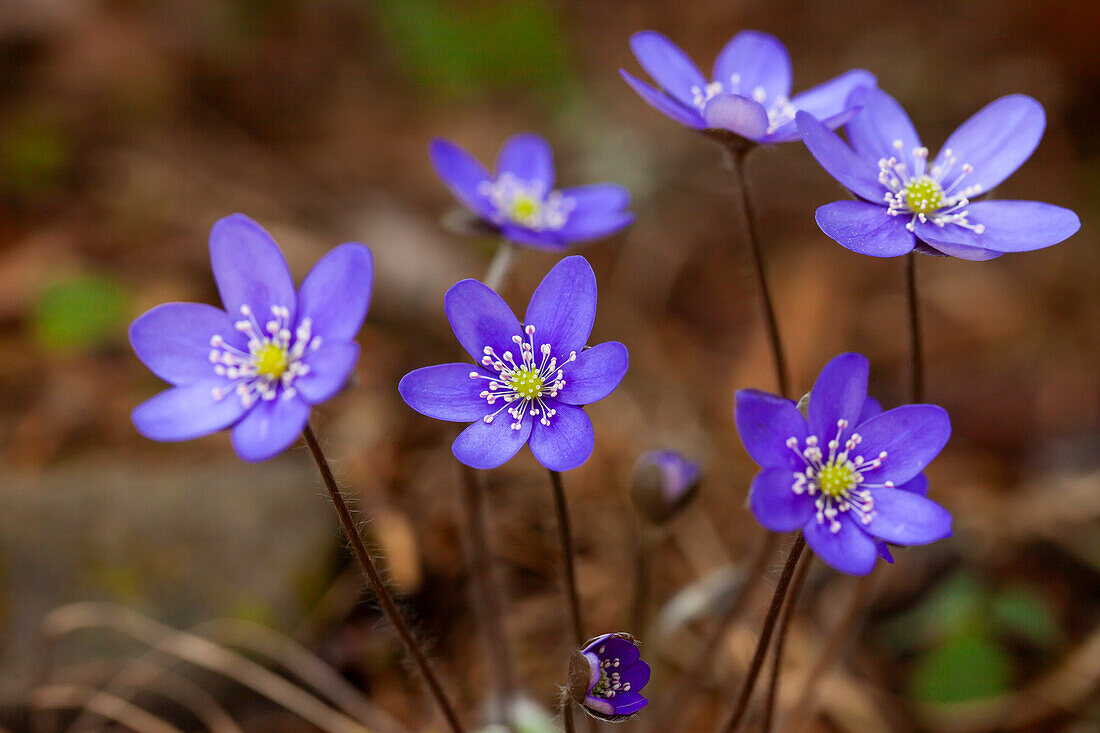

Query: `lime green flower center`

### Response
(817, 460, 857, 499)
(509, 195, 540, 225)
(903, 175, 946, 216)
(508, 367, 545, 399)
(254, 342, 289, 380)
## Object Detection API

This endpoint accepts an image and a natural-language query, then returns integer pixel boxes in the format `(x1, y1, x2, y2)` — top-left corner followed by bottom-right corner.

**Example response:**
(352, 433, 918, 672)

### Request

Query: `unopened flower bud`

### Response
(631, 450, 702, 525)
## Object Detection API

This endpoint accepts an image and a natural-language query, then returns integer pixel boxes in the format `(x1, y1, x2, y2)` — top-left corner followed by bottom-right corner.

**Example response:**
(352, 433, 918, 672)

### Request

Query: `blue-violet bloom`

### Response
(399, 256, 628, 472)
(796, 87, 1081, 260)
(632, 450, 702, 524)
(430, 133, 633, 250)
(735, 352, 953, 575)
(569, 633, 650, 721)
(130, 214, 373, 462)
(620, 30, 875, 143)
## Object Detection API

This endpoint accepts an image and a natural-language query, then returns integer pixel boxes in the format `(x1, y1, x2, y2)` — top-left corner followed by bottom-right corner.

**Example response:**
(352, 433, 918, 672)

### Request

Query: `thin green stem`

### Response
(483, 241, 517, 291)
(302, 425, 465, 733)
(761, 550, 812, 732)
(715, 534, 806, 733)
(548, 469, 586, 647)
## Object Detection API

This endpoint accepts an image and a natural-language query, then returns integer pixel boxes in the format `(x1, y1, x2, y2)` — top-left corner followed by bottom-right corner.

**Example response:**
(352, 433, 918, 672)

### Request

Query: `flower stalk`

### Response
(761, 550, 812, 732)
(302, 425, 466, 733)
(549, 469, 586, 647)
(906, 253, 924, 403)
(716, 533, 806, 733)
(724, 145, 791, 398)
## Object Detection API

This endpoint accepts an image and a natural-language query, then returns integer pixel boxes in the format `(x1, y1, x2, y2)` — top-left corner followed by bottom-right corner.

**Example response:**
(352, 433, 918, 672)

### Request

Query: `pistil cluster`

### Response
(590, 643, 633, 700)
(471, 324, 576, 430)
(879, 141, 986, 233)
(209, 304, 320, 407)
(785, 419, 891, 533)
(477, 172, 576, 231)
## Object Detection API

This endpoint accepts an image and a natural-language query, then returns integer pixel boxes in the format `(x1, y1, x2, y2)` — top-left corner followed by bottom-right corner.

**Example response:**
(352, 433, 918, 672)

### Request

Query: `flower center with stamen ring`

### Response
(903, 176, 946, 216)
(254, 342, 289, 380)
(509, 366, 545, 399)
(817, 461, 857, 498)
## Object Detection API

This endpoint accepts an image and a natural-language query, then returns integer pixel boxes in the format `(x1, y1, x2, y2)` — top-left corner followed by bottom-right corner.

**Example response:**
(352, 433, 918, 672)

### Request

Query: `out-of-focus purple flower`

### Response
(568, 633, 650, 721)
(796, 88, 1081, 260)
(399, 256, 628, 472)
(620, 30, 875, 144)
(130, 214, 372, 462)
(429, 133, 633, 250)
(632, 450, 702, 524)
(735, 352, 953, 576)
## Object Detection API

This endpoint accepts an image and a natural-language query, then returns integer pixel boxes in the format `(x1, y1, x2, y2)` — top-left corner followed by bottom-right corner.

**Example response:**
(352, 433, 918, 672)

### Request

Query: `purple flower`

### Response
(796, 88, 1081, 260)
(632, 450, 702, 524)
(735, 353, 953, 576)
(568, 633, 650, 721)
(620, 30, 875, 143)
(429, 133, 633, 250)
(130, 214, 373, 462)
(399, 256, 628, 472)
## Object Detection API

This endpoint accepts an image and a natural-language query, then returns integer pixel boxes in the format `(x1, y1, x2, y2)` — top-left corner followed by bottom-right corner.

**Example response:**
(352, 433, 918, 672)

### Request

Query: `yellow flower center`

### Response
(903, 176, 946, 216)
(254, 342, 289, 380)
(509, 195, 540, 224)
(818, 461, 857, 499)
(509, 367, 544, 400)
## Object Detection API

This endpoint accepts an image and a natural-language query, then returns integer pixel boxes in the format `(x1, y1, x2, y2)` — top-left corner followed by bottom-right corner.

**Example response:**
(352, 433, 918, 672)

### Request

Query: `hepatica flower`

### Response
(399, 256, 628, 472)
(796, 88, 1081, 259)
(735, 353, 952, 576)
(568, 633, 650, 721)
(430, 133, 633, 250)
(130, 214, 372, 462)
(621, 30, 875, 143)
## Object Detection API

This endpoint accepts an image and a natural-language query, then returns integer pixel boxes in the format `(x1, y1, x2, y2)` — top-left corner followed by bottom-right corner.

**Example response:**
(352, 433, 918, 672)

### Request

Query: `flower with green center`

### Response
(796, 88, 1080, 259)
(399, 256, 629, 471)
(736, 352, 954, 575)
(130, 214, 373, 462)
(567, 633, 650, 721)
(429, 133, 633, 250)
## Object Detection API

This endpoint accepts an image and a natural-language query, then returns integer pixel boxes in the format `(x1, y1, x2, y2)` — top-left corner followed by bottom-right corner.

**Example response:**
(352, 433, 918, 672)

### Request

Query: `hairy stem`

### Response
(302, 425, 465, 733)
(716, 533, 806, 733)
(761, 551, 812, 732)
(725, 146, 791, 397)
(629, 521, 656, 638)
(548, 469, 586, 647)
(559, 689, 577, 733)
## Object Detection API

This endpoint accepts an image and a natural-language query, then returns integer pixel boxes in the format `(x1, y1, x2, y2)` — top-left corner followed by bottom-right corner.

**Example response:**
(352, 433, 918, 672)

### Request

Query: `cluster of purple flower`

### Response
(128, 26, 1079, 726)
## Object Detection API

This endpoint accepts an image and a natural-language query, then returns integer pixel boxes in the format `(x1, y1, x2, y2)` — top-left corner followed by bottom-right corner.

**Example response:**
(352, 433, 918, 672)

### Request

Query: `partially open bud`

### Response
(631, 451, 702, 525)
(567, 633, 650, 722)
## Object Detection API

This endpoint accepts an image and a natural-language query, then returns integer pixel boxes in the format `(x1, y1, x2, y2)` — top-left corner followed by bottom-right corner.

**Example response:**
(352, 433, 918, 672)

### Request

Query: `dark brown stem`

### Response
(548, 469, 586, 647)
(761, 551, 812, 733)
(302, 425, 465, 733)
(905, 253, 924, 403)
(459, 465, 516, 722)
(715, 534, 807, 733)
(647, 529, 779, 733)
(725, 146, 791, 397)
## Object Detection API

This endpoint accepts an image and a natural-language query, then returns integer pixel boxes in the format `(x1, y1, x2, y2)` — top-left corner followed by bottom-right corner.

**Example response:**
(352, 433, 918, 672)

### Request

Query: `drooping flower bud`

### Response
(567, 633, 650, 721)
(631, 450, 702, 525)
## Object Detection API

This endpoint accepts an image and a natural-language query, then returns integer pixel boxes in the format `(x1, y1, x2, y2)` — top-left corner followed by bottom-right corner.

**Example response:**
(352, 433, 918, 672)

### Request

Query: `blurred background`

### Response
(0, 0, 1096, 731)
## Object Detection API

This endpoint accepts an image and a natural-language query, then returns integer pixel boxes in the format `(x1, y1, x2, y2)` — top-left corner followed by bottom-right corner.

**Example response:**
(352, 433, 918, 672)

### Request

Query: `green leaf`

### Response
(992, 586, 1060, 648)
(34, 276, 129, 352)
(880, 570, 987, 652)
(372, 0, 573, 100)
(909, 633, 1013, 704)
